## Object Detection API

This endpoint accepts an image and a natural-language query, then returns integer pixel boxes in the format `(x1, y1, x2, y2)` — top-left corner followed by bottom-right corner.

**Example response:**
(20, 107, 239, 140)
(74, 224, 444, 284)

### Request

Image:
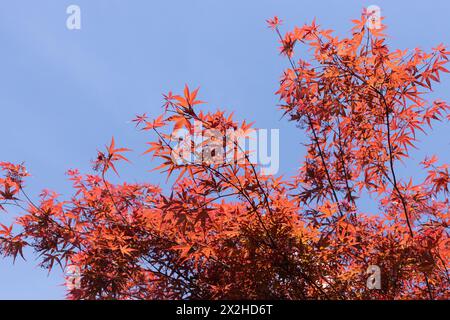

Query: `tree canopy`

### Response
(1, 14, 449, 299)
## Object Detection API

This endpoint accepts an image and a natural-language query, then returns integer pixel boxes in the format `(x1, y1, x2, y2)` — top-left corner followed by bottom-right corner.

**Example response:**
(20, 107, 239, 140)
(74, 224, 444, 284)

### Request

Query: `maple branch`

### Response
(152, 119, 278, 251)
(162, 111, 342, 299)
(141, 256, 202, 299)
(328, 44, 417, 238)
(275, 27, 344, 218)
(373, 38, 436, 300)
(379, 93, 415, 237)
(336, 117, 356, 208)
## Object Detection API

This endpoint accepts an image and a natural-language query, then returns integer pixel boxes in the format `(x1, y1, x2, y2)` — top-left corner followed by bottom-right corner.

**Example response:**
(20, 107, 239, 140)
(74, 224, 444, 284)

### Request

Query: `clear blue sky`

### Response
(1, 0, 449, 299)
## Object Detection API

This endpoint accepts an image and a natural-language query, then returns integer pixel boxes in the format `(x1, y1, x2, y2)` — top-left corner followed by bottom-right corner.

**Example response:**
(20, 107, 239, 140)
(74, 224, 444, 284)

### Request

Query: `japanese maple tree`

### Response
(1, 13, 449, 299)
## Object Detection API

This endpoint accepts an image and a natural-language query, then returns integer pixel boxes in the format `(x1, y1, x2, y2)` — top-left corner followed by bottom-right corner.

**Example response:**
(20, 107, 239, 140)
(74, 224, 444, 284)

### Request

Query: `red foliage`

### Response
(1, 15, 449, 299)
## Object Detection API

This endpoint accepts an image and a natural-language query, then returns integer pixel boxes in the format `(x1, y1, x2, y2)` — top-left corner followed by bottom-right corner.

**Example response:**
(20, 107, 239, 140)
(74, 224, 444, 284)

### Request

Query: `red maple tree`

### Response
(1, 14, 449, 299)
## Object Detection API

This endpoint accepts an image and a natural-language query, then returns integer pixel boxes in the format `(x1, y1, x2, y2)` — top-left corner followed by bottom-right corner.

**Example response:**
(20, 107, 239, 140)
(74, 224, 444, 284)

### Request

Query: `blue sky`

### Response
(1, 0, 449, 299)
